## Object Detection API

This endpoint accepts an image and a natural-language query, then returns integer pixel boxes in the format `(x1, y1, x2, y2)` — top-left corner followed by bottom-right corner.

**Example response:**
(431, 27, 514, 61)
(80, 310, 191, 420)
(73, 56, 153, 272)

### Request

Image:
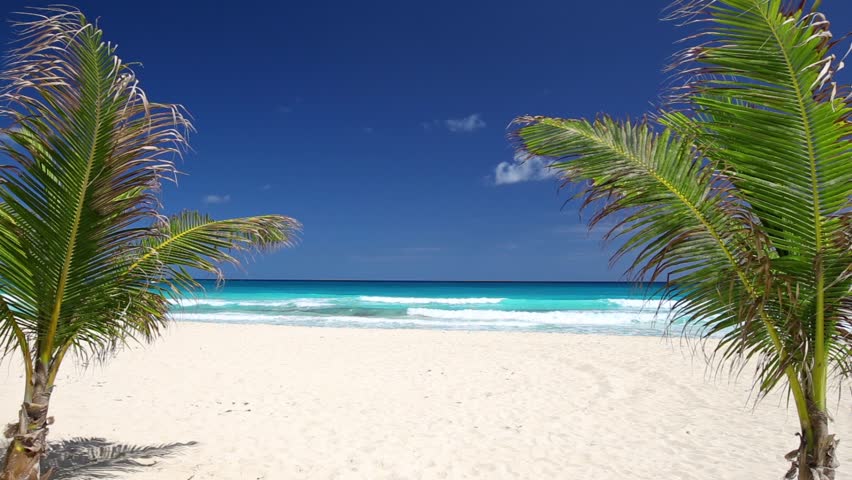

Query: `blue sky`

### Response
(2, 1, 851, 281)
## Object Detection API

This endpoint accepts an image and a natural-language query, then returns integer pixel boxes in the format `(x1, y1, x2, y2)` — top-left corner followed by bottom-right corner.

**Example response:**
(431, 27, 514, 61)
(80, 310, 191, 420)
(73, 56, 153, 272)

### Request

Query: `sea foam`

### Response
(407, 308, 664, 325)
(170, 312, 530, 329)
(606, 298, 676, 310)
(360, 296, 505, 305)
(169, 298, 333, 308)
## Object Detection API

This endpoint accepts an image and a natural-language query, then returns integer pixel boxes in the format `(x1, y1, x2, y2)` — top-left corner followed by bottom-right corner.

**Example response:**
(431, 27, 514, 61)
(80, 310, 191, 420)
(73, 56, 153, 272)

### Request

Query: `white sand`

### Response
(0, 323, 848, 479)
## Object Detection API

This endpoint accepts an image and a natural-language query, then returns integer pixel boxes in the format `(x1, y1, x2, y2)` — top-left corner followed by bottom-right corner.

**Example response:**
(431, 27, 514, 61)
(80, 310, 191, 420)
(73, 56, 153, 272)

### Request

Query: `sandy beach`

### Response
(0, 323, 848, 480)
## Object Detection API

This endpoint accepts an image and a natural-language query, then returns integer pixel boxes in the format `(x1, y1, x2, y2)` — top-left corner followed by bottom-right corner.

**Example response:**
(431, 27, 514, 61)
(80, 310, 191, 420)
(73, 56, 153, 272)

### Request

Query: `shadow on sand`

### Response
(2, 437, 197, 479)
(43, 438, 198, 479)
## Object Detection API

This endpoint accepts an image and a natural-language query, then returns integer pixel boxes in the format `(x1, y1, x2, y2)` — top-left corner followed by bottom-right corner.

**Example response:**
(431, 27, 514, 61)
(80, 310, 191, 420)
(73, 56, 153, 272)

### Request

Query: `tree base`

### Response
(786, 433, 840, 480)
(0, 438, 44, 480)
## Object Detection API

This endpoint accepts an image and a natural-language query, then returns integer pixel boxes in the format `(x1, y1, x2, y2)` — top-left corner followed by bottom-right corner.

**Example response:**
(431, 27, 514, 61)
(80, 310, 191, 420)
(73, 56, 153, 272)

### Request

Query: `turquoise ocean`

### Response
(171, 281, 684, 336)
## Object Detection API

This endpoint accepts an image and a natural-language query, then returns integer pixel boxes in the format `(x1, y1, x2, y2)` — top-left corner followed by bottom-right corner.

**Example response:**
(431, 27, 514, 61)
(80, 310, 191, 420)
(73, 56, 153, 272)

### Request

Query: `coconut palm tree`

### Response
(0, 8, 300, 479)
(511, 1, 849, 479)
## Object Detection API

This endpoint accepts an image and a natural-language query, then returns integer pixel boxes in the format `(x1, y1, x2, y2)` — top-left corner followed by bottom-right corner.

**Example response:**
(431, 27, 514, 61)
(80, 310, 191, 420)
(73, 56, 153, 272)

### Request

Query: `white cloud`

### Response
(260, 184, 272, 191)
(203, 194, 231, 204)
(445, 113, 486, 133)
(494, 153, 558, 185)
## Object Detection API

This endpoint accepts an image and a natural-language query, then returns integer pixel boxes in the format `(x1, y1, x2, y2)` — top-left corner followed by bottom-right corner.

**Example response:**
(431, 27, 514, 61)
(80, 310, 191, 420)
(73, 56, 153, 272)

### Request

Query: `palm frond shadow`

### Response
(39, 437, 198, 479)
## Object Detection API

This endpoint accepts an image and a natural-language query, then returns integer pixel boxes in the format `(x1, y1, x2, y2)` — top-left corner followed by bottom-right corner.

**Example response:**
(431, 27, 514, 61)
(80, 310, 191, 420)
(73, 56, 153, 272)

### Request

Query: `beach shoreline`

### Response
(0, 322, 848, 479)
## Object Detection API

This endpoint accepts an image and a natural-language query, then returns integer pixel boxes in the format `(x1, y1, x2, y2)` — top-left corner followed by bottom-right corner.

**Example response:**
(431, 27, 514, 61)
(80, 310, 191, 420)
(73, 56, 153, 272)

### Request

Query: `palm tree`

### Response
(0, 8, 300, 479)
(511, 1, 849, 479)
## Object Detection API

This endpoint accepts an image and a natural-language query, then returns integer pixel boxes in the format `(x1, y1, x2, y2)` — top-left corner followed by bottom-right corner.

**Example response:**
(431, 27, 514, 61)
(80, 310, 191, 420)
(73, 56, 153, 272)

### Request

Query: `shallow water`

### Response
(170, 280, 693, 336)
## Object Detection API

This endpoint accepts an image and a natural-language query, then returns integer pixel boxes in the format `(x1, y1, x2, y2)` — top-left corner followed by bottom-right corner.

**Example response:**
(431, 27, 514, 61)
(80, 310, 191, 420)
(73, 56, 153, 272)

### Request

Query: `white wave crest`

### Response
(407, 308, 666, 325)
(171, 312, 284, 322)
(359, 296, 505, 305)
(606, 298, 676, 310)
(169, 298, 333, 308)
(170, 312, 529, 329)
(169, 299, 230, 307)
(285, 299, 334, 308)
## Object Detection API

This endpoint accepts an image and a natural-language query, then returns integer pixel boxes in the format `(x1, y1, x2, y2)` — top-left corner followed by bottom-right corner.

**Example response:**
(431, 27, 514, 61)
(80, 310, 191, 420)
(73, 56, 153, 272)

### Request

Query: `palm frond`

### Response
(511, 115, 802, 394)
(0, 8, 301, 373)
(129, 210, 301, 294)
(0, 7, 191, 364)
(664, 0, 852, 406)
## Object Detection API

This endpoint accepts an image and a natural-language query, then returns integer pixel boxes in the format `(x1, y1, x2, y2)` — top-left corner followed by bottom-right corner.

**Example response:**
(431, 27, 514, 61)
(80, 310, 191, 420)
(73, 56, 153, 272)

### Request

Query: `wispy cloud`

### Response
(494, 153, 558, 185)
(422, 114, 487, 133)
(260, 184, 272, 191)
(203, 194, 231, 204)
(363, 127, 374, 134)
(276, 105, 293, 113)
(445, 113, 485, 133)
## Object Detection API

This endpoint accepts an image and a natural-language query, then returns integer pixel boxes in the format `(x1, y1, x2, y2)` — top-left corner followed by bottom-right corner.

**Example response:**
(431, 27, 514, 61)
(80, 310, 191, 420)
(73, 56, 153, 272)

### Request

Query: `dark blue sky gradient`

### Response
(1, 1, 850, 280)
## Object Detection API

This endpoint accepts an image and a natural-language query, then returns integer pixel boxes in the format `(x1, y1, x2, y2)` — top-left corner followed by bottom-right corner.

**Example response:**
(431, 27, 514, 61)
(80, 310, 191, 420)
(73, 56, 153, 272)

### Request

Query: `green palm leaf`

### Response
(513, 1, 849, 476)
(0, 9, 299, 367)
(664, 0, 852, 412)
(129, 211, 301, 294)
(0, 8, 301, 475)
(0, 9, 190, 366)
(511, 116, 798, 392)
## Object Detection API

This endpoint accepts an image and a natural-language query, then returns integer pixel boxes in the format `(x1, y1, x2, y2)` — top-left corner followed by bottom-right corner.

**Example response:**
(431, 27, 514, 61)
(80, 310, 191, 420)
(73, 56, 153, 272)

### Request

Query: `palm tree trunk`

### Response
(792, 408, 839, 480)
(0, 361, 53, 480)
